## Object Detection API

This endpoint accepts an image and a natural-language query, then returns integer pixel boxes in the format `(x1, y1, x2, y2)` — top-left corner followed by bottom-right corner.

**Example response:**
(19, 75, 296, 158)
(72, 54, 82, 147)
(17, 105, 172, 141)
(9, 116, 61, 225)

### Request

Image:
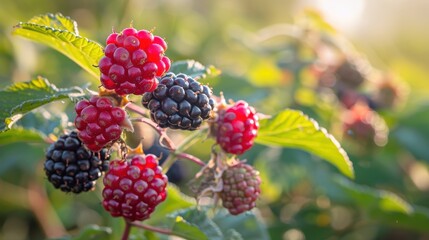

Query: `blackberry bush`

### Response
(7, 12, 363, 240)
(44, 131, 110, 193)
(142, 73, 215, 130)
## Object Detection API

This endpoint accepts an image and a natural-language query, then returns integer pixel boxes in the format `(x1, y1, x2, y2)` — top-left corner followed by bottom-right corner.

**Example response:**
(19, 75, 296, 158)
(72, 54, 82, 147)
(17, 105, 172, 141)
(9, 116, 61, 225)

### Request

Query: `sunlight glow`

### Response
(315, 0, 366, 30)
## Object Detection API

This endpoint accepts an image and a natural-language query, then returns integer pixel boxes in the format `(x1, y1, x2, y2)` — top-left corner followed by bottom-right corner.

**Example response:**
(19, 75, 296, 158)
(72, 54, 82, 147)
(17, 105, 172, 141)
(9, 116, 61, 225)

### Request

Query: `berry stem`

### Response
(130, 115, 209, 172)
(130, 117, 176, 149)
(128, 221, 174, 235)
(175, 152, 205, 166)
(121, 220, 132, 240)
(125, 102, 148, 117)
(161, 129, 208, 172)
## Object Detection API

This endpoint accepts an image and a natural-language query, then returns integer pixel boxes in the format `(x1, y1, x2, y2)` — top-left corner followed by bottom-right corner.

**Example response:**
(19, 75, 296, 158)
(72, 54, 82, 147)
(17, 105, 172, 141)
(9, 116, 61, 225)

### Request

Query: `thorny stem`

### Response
(128, 221, 174, 235)
(121, 221, 131, 240)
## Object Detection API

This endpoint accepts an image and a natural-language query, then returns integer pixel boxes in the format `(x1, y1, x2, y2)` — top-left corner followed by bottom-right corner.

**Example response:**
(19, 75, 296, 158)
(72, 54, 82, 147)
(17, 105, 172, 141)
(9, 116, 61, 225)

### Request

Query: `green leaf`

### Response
(392, 104, 429, 163)
(170, 60, 221, 79)
(50, 225, 111, 240)
(12, 13, 104, 79)
(147, 184, 195, 224)
(334, 176, 412, 214)
(0, 128, 45, 145)
(169, 216, 209, 240)
(224, 229, 244, 240)
(212, 209, 270, 240)
(255, 109, 354, 178)
(16, 109, 68, 137)
(168, 208, 223, 240)
(166, 207, 269, 240)
(0, 77, 84, 132)
(375, 206, 429, 232)
(26, 13, 78, 33)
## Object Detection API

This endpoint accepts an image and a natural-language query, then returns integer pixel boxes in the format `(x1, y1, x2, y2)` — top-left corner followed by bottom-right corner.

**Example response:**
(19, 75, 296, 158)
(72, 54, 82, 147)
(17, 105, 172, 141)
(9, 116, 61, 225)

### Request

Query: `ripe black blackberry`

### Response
(44, 131, 110, 193)
(142, 73, 215, 130)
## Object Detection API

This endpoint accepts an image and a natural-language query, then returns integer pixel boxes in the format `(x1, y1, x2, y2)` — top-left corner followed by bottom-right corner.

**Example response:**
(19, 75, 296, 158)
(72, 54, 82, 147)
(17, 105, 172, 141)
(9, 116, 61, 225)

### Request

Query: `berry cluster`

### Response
(216, 101, 259, 155)
(220, 162, 261, 215)
(75, 95, 131, 152)
(44, 131, 110, 193)
(142, 73, 215, 130)
(46, 24, 263, 223)
(99, 27, 171, 95)
(102, 154, 168, 221)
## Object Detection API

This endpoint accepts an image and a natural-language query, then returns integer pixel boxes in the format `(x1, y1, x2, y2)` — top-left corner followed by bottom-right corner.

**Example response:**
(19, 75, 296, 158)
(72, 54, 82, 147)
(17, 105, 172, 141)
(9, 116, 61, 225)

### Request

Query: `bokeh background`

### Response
(1, 0, 429, 239)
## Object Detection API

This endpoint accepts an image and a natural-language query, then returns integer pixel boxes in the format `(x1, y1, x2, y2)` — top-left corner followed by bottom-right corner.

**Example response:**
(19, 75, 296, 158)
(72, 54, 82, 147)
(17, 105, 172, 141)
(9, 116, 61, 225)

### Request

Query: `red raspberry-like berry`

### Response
(220, 162, 261, 215)
(99, 27, 171, 95)
(216, 101, 259, 155)
(74, 96, 132, 152)
(102, 154, 168, 221)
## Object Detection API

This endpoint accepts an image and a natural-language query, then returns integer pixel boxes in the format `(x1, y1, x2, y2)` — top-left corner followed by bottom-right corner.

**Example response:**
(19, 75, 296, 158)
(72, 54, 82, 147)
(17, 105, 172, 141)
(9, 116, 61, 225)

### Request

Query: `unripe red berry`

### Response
(216, 101, 259, 155)
(74, 96, 132, 152)
(99, 27, 171, 95)
(102, 154, 168, 221)
(220, 162, 261, 215)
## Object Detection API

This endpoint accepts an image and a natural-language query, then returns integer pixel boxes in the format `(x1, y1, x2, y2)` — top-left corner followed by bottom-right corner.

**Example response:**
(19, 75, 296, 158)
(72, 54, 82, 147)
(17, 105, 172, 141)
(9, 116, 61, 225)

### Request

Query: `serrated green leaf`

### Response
(334, 176, 412, 214)
(27, 13, 78, 33)
(170, 60, 221, 79)
(13, 13, 103, 79)
(0, 77, 84, 132)
(255, 109, 354, 178)
(212, 209, 269, 240)
(168, 208, 223, 240)
(0, 128, 45, 145)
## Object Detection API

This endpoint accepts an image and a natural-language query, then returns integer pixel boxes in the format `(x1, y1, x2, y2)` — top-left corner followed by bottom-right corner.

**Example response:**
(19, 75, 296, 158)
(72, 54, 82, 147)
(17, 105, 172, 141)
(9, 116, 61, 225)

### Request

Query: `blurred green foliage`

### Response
(2, 0, 429, 239)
